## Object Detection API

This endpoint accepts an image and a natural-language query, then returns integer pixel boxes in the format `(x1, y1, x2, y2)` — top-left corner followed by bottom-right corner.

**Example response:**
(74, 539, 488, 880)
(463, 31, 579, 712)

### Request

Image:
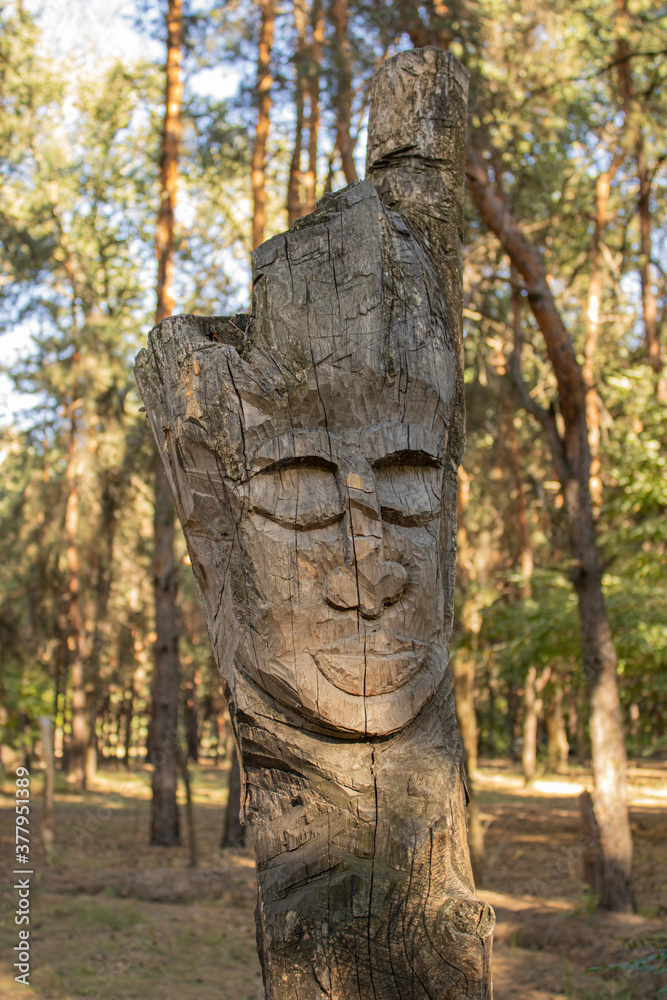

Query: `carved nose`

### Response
(324, 554, 407, 619)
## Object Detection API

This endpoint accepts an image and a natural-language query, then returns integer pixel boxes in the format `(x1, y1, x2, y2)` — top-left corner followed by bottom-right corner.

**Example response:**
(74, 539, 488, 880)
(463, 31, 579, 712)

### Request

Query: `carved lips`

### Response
(312, 631, 426, 697)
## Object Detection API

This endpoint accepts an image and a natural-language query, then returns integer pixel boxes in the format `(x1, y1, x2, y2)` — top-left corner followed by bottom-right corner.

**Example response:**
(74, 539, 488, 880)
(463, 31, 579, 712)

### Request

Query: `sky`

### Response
(1, 0, 242, 424)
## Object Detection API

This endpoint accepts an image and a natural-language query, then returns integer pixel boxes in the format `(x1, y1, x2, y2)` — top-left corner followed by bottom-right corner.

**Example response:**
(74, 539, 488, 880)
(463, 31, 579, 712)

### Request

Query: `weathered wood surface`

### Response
(136, 47, 494, 1000)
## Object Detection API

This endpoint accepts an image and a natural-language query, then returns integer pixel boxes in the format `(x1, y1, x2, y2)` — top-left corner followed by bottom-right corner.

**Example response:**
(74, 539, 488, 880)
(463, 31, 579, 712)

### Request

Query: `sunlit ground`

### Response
(0, 759, 665, 1000)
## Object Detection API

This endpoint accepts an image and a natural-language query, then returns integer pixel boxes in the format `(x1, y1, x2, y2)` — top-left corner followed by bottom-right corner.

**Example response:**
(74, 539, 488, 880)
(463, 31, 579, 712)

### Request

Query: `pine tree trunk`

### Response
(66, 410, 88, 790)
(150, 0, 183, 847)
(85, 691, 97, 786)
(184, 674, 199, 762)
(615, 0, 666, 401)
(38, 716, 55, 864)
(123, 682, 135, 766)
(221, 744, 245, 848)
(452, 653, 478, 775)
(522, 666, 549, 783)
(466, 138, 635, 913)
(287, 0, 307, 226)
(137, 49, 493, 999)
(584, 160, 620, 513)
(151, 457, 181, 845)
(522, 666, 538, 784)
(329, 0, 357, 184)
(453, 467, 479, 776)
(251, 0, 275, 249)
(303, 0, 323, 215)
(545, 678, 569, 774)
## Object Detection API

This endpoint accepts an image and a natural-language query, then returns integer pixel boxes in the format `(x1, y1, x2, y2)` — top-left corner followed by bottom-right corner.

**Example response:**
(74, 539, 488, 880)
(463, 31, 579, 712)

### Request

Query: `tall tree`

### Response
(466, 142, 634, 911)
(328, 0, 357, 184)
(150, 0, 184, 847)
(303, 0, 323, 214)
(251, 0, 275, 249)
(615, 0, 667, 402)
(287, 0, 307, 226)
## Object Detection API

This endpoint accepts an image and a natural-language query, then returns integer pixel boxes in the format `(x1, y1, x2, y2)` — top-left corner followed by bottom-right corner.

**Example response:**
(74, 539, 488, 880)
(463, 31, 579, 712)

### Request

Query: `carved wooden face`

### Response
(222, 368, 451, 737)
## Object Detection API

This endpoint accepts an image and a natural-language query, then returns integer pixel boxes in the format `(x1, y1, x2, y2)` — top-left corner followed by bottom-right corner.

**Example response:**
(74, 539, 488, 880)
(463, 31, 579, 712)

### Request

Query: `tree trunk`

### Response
(615, 0, 666, 401)
(466, 139, 635, 912)
(184, 673, 199, 762)
(506, 683, 520, 760)
(84, 691, 98, 786)
(251, 0, 274, 249)
(176, 743, 197, 867)
(453, 466, 479, 776)
(329, 0, 357, 184)
(522, 666, 538, 784)
(150, 0, 183, 847)
(137, 49, 493, 999)
(221, 743, 245, 848)
(452, 652, 478, 776)
(545, 677, 569, 774)
(580, 789, 603, 895)
(123, 681, 135, 766)
(522, 666, 550, 784)
(303, 0, 323, 215)
(287, 0, 307, 226)
(66, 410, 88, 790)
(584, 158, 620, 513)
(151, 457, 181, 845)
(38, 716, 55, 864)
(507, 409, 533, 596)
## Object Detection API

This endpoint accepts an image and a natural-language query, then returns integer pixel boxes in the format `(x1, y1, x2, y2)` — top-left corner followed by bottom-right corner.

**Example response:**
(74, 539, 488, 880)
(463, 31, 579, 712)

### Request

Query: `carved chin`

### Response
(294, 640, 448, 737)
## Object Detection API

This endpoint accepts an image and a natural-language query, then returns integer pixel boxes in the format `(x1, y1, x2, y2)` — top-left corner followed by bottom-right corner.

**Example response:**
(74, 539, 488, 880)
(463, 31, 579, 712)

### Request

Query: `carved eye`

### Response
(249, 460, 343, 531)
(374, 463, 441, 527)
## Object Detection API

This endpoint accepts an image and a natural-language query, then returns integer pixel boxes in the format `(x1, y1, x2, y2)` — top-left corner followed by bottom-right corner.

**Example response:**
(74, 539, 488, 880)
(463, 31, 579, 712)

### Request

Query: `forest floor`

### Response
(0, 757, 665, 1000)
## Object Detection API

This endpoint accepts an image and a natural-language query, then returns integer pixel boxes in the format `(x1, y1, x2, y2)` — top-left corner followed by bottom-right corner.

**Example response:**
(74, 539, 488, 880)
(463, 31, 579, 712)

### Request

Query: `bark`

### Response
(507, 420, 533, 598)
(287, 0, 307, 226)
(522, 665, 549, 784)
(584, 159, 620, 513)
(38, 716, 55, 864)
(123, 681, 134, 766)
(303, 0, 323, 215)
(545, 677, 569, 774)
(151, 455, 181, 845)
(452, 652, 478, 776)
(66, 409, 88, 790)
(453, 467, 478, 776)
(176, 743, 197, 867)
(329, 0, 357, 184)
(221, 743, 245, 848)
(466, 140, 635, 912)
(184, 674, 199, 762)
(150, 0, 183, 847)
(252, 0, 275, 249)
(580, 789, 603, 896)
(137, 49, 493, 999)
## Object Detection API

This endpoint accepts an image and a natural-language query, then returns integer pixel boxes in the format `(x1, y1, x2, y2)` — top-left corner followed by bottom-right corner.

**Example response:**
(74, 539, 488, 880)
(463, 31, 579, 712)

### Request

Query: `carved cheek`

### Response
(382, 521, 443, 627)
(243, 516, 343, 611)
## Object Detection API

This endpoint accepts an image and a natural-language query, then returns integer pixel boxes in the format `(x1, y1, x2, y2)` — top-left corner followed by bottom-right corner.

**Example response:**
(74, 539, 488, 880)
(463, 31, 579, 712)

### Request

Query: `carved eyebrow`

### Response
(256, 455, 338, 476)
(372, 449, 441, 470)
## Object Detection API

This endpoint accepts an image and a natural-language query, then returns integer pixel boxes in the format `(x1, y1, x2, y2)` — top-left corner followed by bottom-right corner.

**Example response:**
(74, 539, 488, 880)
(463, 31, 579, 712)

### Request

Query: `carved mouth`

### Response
(312, 632, 426, 696)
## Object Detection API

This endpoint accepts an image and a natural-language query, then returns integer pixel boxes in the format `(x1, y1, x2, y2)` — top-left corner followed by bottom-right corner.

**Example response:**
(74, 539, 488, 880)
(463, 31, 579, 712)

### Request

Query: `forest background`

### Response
(0, 0, 666, 993)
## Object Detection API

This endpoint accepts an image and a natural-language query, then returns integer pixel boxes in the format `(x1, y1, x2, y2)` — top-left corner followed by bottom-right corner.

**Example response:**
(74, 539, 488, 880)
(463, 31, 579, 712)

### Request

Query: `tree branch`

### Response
(466, 140, 587, 440)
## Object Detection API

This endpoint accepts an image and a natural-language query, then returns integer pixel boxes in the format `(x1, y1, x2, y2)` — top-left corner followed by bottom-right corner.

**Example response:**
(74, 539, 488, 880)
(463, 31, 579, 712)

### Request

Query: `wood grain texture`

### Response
(136, 47, 494, 1000)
